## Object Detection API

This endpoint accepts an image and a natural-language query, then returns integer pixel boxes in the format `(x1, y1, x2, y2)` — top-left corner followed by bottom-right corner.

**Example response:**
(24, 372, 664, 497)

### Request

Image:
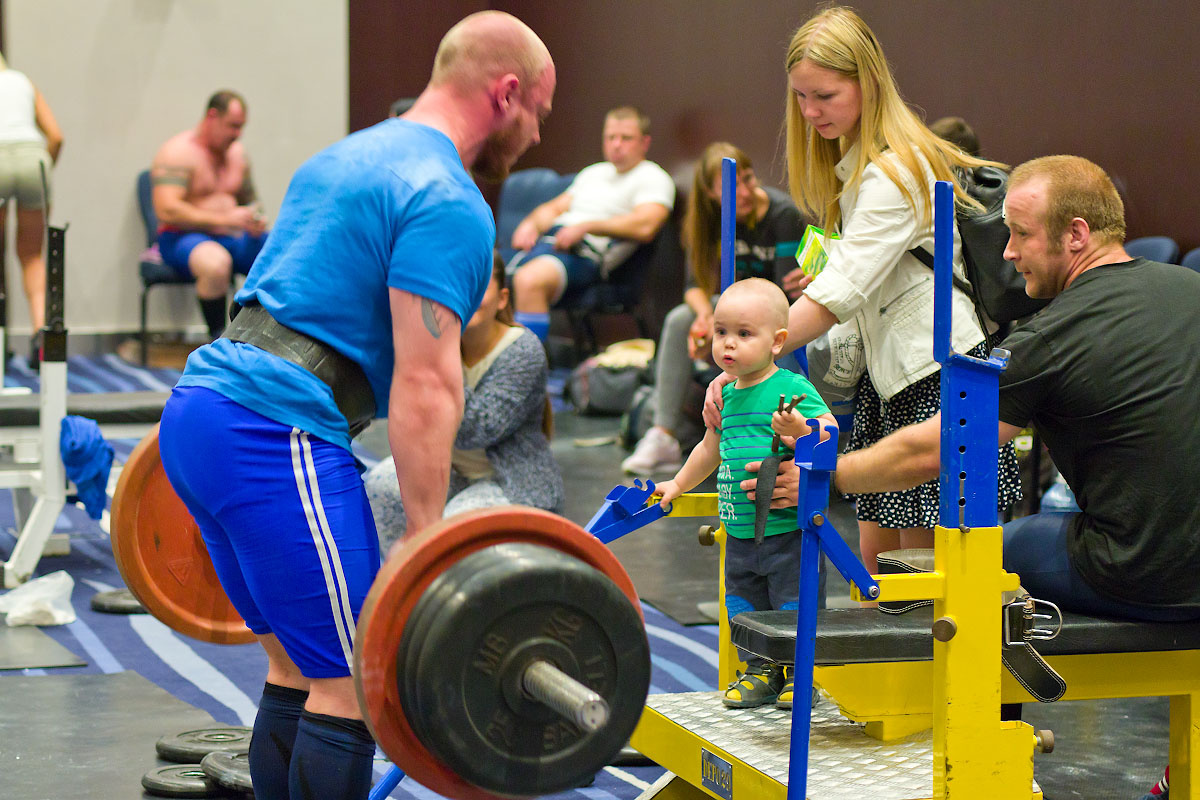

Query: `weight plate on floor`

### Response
(111, 426, 254, 644)
(355, 506, 642, 800)
(141, 764, 219, 798)
(400, 542, 650, 796)
(90, 588, 147, 614)
(155, 726, 253, 763)
(200, 750, 254, 794)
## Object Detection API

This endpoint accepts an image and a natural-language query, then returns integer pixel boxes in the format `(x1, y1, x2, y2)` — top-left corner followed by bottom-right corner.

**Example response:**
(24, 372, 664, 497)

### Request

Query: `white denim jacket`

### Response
(803, 145, 984, 400)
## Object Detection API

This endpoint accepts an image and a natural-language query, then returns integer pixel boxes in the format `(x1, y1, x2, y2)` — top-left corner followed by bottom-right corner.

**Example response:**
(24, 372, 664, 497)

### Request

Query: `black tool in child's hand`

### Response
(753, 394, 804, 544)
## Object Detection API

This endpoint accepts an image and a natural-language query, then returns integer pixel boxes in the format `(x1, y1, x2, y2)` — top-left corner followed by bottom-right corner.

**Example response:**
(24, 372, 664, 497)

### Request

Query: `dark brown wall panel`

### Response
(351, 0, 1200, 250)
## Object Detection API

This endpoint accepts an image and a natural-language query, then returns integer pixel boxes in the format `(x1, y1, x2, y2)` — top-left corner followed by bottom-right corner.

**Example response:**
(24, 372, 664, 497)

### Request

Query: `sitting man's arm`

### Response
(511, 191, 573, 252)
(150, 142, 258, 234)
(554, 201, 670, 250)
(234, 164, 268, 236)
(741, 416, 1024, 508)
(833, 416, 1024, 495)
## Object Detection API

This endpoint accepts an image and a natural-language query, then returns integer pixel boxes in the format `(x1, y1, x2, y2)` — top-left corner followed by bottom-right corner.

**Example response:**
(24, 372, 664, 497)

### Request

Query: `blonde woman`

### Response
(708, 7, 1020, 572)
(0, 53, 63, 360)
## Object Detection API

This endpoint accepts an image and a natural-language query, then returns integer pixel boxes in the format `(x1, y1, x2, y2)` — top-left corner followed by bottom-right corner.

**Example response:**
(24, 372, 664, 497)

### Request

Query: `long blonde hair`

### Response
(784, 6, 1003, 232)
(684, 142, 754, 298)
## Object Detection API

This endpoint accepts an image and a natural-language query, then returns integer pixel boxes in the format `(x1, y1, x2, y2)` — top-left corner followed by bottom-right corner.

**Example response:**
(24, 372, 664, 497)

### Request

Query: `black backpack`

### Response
(909, 165, 1049, 326)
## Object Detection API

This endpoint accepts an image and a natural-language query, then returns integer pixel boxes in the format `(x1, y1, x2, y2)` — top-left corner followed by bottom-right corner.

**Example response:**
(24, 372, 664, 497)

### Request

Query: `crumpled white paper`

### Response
(0, 570, 76, 626)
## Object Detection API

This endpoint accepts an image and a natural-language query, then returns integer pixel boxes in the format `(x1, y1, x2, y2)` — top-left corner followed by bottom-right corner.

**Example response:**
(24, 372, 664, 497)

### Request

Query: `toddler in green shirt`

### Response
(652, 277, 836, 708)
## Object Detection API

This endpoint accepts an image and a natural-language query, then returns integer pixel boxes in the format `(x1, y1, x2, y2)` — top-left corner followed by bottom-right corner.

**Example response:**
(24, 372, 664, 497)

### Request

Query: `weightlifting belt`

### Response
(877, 548, 1066, 703)
(222, 304, 375, 438)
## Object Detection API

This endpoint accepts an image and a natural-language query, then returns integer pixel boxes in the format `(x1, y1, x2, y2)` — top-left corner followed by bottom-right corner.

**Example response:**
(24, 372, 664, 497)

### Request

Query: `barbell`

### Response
(111, 426, 652, 798)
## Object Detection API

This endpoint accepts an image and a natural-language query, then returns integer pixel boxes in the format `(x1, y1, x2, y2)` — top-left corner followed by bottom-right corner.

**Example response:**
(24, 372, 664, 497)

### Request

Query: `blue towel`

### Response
(59, 415, 114, 520)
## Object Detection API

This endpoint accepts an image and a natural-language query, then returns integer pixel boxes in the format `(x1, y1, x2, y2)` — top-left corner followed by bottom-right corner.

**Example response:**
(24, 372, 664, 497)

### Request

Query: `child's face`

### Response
(711, 292, 784, 378)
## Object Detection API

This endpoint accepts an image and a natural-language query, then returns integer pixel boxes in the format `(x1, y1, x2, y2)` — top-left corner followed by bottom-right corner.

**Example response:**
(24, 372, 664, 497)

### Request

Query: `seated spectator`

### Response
(929, 115, 981, 158)
(364, 252, 563, 550)
(508, 106, 675, 341)
(150, 90, 269, 339)
(622, 142, 808, 474)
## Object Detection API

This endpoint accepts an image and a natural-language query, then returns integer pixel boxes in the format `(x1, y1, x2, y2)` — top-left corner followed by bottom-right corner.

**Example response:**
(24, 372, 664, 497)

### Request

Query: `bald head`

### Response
(718, 278, 790, 330)
(431, 11, 552, 98)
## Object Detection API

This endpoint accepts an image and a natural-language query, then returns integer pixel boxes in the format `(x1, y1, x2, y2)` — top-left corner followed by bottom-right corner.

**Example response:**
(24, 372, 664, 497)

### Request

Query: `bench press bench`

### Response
(734, 607, 1200, 747)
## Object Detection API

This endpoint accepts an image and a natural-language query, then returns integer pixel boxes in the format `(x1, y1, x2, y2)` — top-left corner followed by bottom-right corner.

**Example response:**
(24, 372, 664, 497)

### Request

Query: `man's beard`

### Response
(473, 123, 522, 184)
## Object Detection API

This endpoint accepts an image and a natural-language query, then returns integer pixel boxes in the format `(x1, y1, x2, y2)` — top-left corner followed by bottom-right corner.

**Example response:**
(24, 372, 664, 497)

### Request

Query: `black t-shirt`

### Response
(999, 258, 1200, 607)
(686, 186, 808, 291)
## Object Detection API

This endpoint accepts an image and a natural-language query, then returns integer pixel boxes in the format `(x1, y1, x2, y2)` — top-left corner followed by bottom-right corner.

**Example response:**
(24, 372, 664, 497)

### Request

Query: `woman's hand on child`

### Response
(652, 480, 681, 510)
(702, 372, 737, 429)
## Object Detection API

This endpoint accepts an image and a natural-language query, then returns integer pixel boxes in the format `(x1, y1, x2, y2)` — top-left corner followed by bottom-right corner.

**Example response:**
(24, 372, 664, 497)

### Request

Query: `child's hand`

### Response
(772, 409, 813, 440)
(652, 479, 682, 510)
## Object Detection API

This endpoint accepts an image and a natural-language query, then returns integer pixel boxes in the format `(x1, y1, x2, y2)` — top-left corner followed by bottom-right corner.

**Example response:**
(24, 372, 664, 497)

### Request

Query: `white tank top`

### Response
(0, 70, 42, 144)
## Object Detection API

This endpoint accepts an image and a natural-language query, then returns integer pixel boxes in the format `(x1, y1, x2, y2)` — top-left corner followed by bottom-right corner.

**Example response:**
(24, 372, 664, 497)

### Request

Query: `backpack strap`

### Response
(908, 245, 1002, 351)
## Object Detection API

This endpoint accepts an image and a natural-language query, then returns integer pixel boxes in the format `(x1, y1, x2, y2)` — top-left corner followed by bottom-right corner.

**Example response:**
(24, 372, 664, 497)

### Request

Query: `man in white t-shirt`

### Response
(508, 106, 675, 340)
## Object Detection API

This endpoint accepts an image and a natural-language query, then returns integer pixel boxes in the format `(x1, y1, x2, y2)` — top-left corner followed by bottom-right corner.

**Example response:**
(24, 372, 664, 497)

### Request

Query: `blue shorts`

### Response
(158, 229, 268, 278)
(508, 227, 601, 305)
(159, 385, 380, 678)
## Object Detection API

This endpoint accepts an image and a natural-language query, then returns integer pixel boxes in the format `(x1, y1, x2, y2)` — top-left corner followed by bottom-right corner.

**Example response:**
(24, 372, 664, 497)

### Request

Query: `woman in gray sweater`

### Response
(365, 253, 563, 550)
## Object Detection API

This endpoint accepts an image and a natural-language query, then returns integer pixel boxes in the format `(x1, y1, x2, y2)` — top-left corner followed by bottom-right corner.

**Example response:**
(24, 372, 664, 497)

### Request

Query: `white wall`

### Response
(3, 0, 347, 335)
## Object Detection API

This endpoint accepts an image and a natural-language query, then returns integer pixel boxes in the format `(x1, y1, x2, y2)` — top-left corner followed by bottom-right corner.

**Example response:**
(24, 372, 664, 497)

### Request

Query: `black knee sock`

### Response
(248, 682, 308, 800)
(289, 710, 375, 800)
(198, 296, 228, 339)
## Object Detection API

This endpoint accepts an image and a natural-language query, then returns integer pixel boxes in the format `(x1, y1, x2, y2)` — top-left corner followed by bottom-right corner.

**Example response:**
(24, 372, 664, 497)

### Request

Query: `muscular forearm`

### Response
(155, 199, 238, 232)
(387, 369, 464, 533)
(577, 207, 667, 243)
(833, 416, 941, 495)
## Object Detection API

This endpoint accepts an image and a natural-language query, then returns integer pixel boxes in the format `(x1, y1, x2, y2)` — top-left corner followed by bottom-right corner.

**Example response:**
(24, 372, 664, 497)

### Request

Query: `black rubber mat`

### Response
(0, 619, 86, 670)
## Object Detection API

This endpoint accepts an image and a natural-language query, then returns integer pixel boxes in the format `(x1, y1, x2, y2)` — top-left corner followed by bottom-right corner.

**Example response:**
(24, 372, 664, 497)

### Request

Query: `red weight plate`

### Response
(111, 426, 254, 645)
(355, 506, 641, 800)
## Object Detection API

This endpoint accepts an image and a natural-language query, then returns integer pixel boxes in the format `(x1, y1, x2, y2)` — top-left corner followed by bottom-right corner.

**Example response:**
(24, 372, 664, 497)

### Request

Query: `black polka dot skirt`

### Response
(846, 344, 1023, 529)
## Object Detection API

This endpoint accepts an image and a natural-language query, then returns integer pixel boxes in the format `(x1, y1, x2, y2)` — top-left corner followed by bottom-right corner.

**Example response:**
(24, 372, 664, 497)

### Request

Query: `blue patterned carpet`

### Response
(0, 353, 719, 799)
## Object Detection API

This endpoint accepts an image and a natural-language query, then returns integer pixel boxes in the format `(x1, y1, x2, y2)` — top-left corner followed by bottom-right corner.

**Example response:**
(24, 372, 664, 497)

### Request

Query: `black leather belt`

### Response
(223, 304, 375, 438)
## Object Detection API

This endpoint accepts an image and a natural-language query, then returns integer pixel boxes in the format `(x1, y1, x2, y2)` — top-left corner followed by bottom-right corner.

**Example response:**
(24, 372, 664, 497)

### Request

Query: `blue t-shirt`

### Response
(178, 119, 495, 450)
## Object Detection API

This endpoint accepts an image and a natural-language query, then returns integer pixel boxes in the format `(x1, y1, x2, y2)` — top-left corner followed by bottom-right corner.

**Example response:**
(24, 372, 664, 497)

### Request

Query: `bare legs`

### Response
(15, 206, 46, 332)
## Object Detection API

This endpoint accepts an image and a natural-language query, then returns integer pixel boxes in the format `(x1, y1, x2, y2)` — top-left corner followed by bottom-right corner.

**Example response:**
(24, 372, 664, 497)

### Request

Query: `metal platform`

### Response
(633, 692, 1043, 799)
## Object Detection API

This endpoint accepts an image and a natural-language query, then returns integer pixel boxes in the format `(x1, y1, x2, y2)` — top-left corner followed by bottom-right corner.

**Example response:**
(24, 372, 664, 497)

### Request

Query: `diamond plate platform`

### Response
(644, 691, 1041, 799)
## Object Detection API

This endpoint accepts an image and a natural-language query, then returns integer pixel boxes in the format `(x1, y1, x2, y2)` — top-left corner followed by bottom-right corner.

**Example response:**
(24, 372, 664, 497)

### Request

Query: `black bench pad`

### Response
(732, 608, 1200, 665)
(0, 391, 169, 428)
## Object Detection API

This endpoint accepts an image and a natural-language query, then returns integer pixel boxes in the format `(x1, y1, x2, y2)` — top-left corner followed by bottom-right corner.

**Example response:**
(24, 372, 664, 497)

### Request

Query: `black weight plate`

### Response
(156, 726, 253, 763)
(90, 588, 147, 614)
(141, 764, 219, 798)
(201, 750, 254, 794)
(399, 542, 650, 796)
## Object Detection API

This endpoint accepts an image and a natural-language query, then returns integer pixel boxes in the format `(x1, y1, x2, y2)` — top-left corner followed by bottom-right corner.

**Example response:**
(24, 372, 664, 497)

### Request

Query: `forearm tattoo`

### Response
(421, 298, 443, 339)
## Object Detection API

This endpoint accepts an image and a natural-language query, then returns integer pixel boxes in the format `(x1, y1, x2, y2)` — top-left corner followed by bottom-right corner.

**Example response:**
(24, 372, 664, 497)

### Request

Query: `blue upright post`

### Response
(721, 157, 736, 292)
(369, 765, 404, 800)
